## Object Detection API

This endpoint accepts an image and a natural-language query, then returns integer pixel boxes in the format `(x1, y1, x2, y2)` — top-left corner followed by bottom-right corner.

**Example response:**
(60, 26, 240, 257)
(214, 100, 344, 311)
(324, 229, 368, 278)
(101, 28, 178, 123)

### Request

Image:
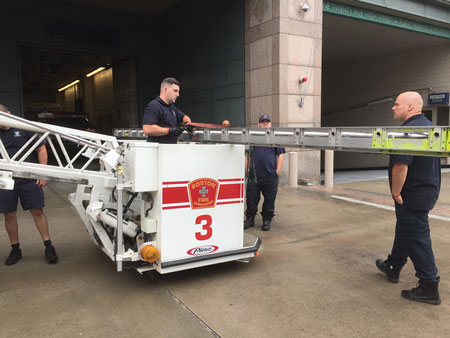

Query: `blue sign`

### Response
(428, 93, 449, 105)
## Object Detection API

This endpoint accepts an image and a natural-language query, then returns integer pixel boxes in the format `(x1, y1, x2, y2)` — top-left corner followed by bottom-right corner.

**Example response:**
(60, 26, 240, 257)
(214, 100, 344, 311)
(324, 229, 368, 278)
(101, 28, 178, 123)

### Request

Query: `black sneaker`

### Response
(45, 246, 59, 264)
(401, 278, 441, 305)
(5, 248, 22, 265)
(376, 256, 401, 283)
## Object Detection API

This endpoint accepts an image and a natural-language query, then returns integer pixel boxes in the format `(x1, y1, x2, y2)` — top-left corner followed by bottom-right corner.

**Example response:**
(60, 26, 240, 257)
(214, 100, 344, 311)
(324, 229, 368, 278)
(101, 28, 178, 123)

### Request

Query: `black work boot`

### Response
(5, 245, 22, 265)
(375, 255, 402, 283)
(244, 215, 255, 229)
(261, 212, 273, 231)
(262, 218, 271, 231)
(401, 277, 441, 305)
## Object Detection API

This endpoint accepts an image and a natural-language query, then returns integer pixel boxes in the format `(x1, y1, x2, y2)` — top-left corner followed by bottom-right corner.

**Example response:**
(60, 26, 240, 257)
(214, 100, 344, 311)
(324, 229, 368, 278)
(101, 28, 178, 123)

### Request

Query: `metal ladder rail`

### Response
(113, 126, 450, 157)
(0, 111, 120, 185)
(194, 127, 450, 157)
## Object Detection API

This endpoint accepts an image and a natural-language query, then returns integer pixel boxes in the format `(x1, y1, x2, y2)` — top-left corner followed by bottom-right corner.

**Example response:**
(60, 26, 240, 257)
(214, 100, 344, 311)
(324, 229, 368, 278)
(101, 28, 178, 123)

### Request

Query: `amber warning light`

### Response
(139, 243, 159, 263)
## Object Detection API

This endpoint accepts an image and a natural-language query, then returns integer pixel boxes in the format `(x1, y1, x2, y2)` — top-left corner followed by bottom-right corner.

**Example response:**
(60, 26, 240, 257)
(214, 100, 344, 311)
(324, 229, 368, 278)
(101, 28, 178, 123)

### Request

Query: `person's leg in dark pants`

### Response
(0, 185, 22, 265)
(245, 176, 261, 229)
(401, 207, 438, 282)
(376, 203, 408, 282)
(395, 204, 440, 304)
(260, 174, 278, 231)
(390, 203, 410, 267)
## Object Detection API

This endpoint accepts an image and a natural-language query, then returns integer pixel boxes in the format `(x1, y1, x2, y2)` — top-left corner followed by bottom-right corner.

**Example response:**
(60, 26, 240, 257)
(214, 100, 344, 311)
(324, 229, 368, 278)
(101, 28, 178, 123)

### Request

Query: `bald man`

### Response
(376, 92, 441, 305)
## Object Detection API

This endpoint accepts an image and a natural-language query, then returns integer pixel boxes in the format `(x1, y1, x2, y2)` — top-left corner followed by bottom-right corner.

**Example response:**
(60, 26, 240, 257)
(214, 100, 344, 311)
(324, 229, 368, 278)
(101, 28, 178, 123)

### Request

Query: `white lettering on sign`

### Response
(430, 94, 445, 99)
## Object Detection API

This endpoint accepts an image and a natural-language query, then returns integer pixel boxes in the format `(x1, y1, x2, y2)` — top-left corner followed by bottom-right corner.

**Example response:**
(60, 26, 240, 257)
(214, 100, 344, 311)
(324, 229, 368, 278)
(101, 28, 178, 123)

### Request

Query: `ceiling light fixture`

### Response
(57, 80, 80, 92)
(86, 66, 106, 78)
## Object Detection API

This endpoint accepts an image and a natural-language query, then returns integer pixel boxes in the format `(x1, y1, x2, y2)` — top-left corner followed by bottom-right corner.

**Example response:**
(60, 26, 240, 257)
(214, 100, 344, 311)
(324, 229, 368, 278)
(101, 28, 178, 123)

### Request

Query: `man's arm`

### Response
(276, 153, 284, 175)
(142, 103, 175, 136)
(143, 124, 170, 137)
(391, 163, 408, 204)
(36, 144, 48, 187)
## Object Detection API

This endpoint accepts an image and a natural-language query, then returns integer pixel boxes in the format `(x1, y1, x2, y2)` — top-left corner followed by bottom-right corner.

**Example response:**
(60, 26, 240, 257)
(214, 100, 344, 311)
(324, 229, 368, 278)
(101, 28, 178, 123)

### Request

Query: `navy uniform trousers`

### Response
(391, 202, 438, 283)
(246, 173, 278, 219)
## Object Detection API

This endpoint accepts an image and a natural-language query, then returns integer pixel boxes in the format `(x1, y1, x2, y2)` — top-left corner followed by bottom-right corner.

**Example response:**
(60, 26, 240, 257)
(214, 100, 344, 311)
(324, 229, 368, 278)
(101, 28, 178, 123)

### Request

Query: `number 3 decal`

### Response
(195, 215, 212, 240)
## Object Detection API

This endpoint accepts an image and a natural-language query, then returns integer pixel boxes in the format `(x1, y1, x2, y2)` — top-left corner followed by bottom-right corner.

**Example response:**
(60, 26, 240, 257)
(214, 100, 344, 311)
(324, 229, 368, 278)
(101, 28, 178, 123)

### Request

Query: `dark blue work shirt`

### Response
(249, 146, 286, 178)
(142, 96, 185, 144)
(0, 127, 45, 164)
(388, 114, 441, 211)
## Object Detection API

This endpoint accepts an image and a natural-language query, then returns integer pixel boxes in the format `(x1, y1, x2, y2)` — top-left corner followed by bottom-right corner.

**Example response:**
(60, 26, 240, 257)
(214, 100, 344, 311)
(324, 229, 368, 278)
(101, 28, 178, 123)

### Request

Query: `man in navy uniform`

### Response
(142, 77, 191, 144)
(375, 92, 441, 305)
(0, 104, 58, 265)
(244, 114, 285, 231)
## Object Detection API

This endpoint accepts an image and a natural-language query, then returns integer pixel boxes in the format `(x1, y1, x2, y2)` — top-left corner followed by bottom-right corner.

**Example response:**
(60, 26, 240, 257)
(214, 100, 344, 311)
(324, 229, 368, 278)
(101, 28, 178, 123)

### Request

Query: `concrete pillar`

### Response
(324, 150, 334, 188)
(288, 151, 298, 186)
(245, 0, 322, 185)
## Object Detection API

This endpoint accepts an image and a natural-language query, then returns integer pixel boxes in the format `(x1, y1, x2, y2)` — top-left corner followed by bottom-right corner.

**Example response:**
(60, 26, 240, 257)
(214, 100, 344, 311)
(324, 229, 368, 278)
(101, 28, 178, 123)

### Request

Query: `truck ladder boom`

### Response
(0, 110, 119, 185)
(114, 126, 450, 157)
(0, 110, 125, 271)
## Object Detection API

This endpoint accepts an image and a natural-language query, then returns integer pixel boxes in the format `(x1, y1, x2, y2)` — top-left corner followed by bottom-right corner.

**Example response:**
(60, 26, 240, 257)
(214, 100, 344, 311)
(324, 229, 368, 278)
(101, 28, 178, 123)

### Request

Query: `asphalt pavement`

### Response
(1, 172, 450, 338)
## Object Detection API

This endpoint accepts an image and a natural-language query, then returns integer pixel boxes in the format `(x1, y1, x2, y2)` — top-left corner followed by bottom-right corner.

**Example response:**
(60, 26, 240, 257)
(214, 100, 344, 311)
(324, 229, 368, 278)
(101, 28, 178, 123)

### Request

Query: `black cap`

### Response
(258, 114, 271, 122)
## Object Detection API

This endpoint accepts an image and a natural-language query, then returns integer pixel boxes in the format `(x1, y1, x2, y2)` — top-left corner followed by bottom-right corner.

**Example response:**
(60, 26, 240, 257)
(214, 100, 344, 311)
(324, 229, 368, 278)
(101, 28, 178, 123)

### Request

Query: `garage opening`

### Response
(322, 13, 450, 169)
(20, 46, 137, 135)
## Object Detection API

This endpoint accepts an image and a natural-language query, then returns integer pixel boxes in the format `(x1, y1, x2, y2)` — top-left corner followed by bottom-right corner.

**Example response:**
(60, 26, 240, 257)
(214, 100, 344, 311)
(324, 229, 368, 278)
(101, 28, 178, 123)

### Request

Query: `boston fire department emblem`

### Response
(188, 178, 219, 209)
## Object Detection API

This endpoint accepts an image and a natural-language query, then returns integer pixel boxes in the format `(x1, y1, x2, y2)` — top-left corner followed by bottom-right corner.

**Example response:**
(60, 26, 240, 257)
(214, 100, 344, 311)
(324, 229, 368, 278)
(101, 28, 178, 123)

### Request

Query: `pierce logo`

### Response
(188, 178, 219, 209)
(187, 245, 219, 256)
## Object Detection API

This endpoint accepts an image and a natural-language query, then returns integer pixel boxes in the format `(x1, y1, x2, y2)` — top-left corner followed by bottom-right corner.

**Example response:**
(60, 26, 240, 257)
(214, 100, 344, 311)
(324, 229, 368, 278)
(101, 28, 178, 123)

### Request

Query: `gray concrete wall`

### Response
(323, 43, 450, 169)
(91, 68, 114, 133)
(156, 0, 246, 126)
(113, 59, 139, 129)
(137, 20, 161, 125)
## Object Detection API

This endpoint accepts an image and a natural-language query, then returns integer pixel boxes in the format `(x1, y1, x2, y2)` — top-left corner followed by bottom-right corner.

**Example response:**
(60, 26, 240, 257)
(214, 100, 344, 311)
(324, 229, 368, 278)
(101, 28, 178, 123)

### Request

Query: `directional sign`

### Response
(428, 93, 449, 105)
